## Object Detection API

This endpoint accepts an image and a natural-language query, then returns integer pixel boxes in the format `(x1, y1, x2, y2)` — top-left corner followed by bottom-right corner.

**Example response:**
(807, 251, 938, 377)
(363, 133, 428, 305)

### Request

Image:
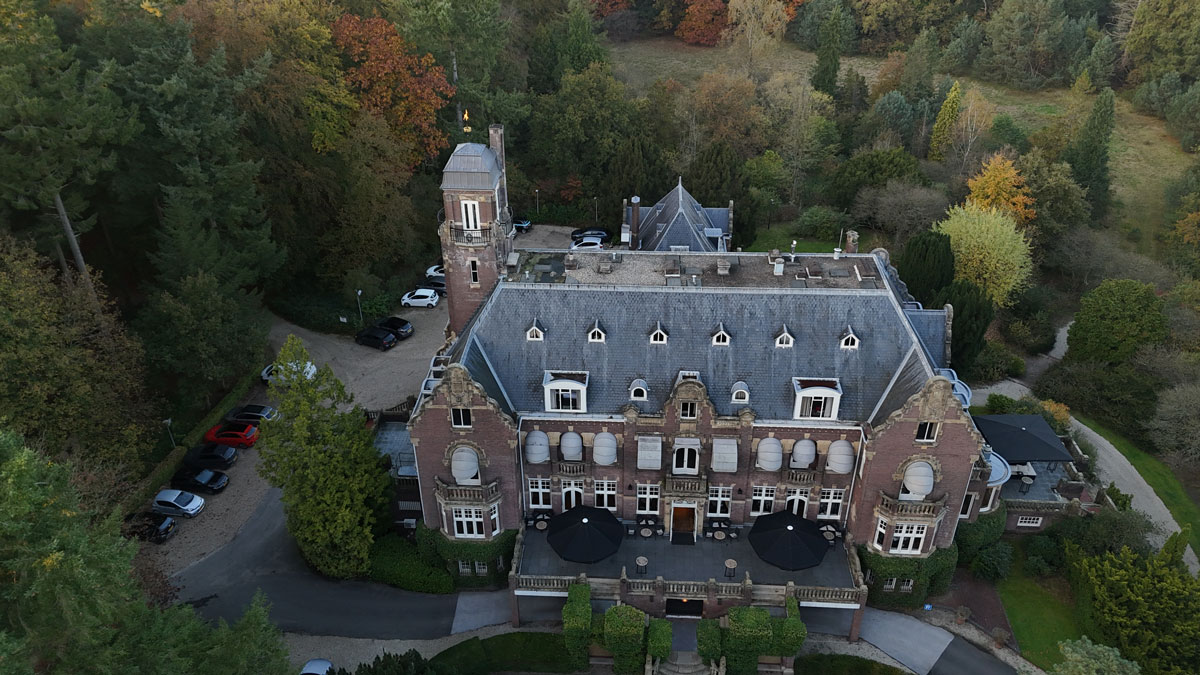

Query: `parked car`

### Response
(401, 288, 440, 308)
(122, 511, 177, 544)
(261, 361, 317, 386)
(226, 404, 280, 425)
(571, 227, 611, 243)
(425, 264, 445, 277)
(418, 276, 447, 296)
(374, 316, 414, 340)
(151, 489, 206, 518)
(513, 219, 532, 235)
(185, 443, 239, 470)
(569, 236, 605, 251)
(204, 422, 259, 448)
(171, 466, 229, 494)
(300, 659, 333, 675)
(355, 325, 398, 350)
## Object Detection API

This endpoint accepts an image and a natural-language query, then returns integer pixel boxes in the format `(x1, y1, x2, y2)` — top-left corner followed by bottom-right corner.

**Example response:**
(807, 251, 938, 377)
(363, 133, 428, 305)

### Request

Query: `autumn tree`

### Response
(810, 1, 843, 96)
(928, 81, 961, 161)
(934, 204, 1033, 308)
(761, 73, 840, 200)
(257, 335, 389, 578)
(676, 0, 728, 46)
(1067, 279, 1168, 364)
(693, 69, 768, 159)
(592, 0, 633, 17)
(1062, 88, 1115, 219)
(967, 154, 1037, 227)
(332, 14, 455, 169)
(724, 0, 789, 77)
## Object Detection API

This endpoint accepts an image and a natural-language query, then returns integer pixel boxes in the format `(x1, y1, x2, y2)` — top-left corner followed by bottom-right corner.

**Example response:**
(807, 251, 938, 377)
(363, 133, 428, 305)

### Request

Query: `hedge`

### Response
(604, 604, 647, 675)
(697, 618, 722, 664)
(726, 607, 773, 675)
(772, 598, 807, 657)
(430, 633, 580, 675)
(969, 541, 1014, 581)
(794, 654, 905, 674)
(860, 545, 958, 608)
(368, 533, 455, 593)
(955, 501, 1007, 565)
(562, 584, 592, 669)
(647, 618, 672, 660)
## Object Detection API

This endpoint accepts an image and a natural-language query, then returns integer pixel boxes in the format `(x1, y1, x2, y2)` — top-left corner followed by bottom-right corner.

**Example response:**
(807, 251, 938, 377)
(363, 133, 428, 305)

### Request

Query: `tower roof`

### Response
(625, 181, 731, 252)
(441, 143, 503, 191)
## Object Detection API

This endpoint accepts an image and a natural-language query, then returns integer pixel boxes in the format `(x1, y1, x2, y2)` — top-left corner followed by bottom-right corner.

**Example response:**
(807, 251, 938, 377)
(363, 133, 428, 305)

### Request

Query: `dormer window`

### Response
(712, 323, 731, 346)
(630, 379, 649, 401)
(650, 321, 668, 345)
(588, 320, 606, 343)
(792, 378, 842, 420)
(731, 381, 749, 404)
(526, 319, 545, 342)
(840, 326, 859, 350)
(776, 326, 794, 349)
(675, 370, 701, 387)
(543, 371, 588, 413)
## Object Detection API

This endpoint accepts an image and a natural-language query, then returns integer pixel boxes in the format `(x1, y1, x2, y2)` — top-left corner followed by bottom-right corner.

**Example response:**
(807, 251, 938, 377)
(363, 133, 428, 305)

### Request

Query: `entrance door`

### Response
(665, 598, 703, 617)
(672, 505, 695, 542)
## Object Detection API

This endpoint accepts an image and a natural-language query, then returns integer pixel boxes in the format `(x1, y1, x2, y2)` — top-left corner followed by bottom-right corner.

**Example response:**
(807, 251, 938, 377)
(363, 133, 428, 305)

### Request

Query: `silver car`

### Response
(151, 489, 206, 518)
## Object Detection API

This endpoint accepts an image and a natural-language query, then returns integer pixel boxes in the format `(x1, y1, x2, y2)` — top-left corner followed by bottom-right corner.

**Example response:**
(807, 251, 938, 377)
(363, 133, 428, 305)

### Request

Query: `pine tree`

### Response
(934, 280, 995, 372)
(895, 230, 955, 306)
(928, 81, 961, 161)
(810, 2, 843, 96)
(1063, 88, 1115, 218)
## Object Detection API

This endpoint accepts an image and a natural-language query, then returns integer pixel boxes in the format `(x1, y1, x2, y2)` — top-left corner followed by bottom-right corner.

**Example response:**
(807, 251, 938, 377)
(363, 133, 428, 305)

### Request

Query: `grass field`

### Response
(609, 38, 1193, 258)
(430, 632, 577, 675)
(996, 538, 1082, 670)
(1075, 415, 1200, 555)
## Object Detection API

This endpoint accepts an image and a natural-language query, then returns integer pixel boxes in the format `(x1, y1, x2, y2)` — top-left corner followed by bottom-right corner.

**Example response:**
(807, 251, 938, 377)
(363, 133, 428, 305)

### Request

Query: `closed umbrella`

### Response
(547, 505, 624, 563)
(748, 510, 829, 571)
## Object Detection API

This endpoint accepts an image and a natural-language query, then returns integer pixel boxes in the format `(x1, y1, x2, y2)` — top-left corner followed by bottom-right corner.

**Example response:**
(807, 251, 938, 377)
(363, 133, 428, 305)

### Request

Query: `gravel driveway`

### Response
(515, 223, 577, 249)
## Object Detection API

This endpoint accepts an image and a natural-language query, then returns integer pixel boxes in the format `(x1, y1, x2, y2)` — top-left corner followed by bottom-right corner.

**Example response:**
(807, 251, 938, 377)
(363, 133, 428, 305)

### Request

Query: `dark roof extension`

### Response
(973, 415, 1072, 463)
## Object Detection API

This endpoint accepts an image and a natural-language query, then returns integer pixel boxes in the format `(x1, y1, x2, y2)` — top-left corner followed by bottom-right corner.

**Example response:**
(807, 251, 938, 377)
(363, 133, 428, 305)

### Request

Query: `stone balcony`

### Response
(876, 492, 946, 520)
(433, 477, 501, 506)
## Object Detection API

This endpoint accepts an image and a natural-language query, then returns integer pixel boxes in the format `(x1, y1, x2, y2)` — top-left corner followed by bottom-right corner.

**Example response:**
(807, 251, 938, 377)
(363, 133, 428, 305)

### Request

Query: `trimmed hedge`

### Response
(604, 604, 647, 675)
(772, 598, 807, 657)
(562, 584, 592, 669)
(647, 618, 672, 660)
(368, 534, 455, 593)
(955, 501, 1007, 565)
(697, 618, 722, 664)
(726, 607, 773, 675)
(430, 633, 580, 675)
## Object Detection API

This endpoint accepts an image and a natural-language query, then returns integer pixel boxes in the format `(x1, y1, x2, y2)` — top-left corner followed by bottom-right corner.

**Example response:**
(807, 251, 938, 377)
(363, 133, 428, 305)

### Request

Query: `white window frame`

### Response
(915, 422, 940, 444)
(1016, 516, 1043, 528)
(528, 477, 552, 509)
(474, 560, 489, 575)
(452, 507, 486, 539)
(899, 578, 914, 593)
(451, 408, 472, 428)
(707, 486, 732, 517)
(543, 372, 588, 413)
(751, 485, 776, 516)
(489, 503, 501, 535)
(960, 493, 976, 519)
(882, 577, 897, 591)
(981, 486, 1000, 513)
(679, 401, 698, 420)
(527, 327, 543, 341)
(469, 259, 479, 284)
(712, 330, 730, 346)
(776, 332, 794, 348)
(458, 559, 472, 575)
(841, 334, 859, 350)
(874, 517, 888, 550)
(588, 328, 605, 343)
(460, 199, 481, 230)
(785, 488, 807, 516)
(631, 386, 648, 401)
(889, 523, 927, 554)
(595, 480, 617, 511)
(792, 379, 842, 420)
(732, 386, 749, 404)
(636, 484, 660, 514)
(673, 445, 699, 475)
(650, 329, 668, 344)
(817, 488, 845, 519)
(562, 479, 584, 510)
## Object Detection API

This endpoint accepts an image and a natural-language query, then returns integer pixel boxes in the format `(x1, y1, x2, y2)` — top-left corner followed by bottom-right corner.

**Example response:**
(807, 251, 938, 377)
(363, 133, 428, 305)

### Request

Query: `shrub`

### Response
(1024, 555, 1053, 578)
(794, 206, 851, 241)
(956, 502, 1006, 565)
(604, 605, 647, 675)
(771, 598, 807, 657)
(368, 534, 455, 594)
(970, 541, 1014, 581)
(697, 618, 722, 664)
(1026, 535, 1065, 573)
(985, 393, 1016, 413)
(1104, 482, 1132, 511)
(968, 340, 1025, 382)
(1048, 508, 1157, 558)
(647, 619, 672, 660)
(1034, 361, 1158, 444)
(429, 633, 580, 675)
(563, 584, 592, 669)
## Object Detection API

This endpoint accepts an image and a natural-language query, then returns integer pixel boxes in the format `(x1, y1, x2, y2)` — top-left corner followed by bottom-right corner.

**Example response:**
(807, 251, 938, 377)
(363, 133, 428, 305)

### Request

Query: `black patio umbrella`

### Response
(547, 505, 624, 563)
(748, 510, 829, 571)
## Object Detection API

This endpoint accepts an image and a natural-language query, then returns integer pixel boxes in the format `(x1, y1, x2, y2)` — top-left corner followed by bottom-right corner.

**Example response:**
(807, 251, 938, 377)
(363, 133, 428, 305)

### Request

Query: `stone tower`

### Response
(438, 125, 512, 335)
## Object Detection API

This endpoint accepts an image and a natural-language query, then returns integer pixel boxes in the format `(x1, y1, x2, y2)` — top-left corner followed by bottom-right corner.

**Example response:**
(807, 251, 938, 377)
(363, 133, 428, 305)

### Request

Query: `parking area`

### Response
(514, 223, 575, 250)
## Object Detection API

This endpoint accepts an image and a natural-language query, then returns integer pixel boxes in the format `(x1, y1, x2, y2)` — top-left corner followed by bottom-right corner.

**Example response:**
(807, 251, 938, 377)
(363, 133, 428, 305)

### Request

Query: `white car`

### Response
(402, 289, 440, 308)
(300, 659, 332, 675)
(151, 489, 205, 518)
(570, 236, 605, 251)
(425, 264, 445, 277)
(261, 361, 317, 386)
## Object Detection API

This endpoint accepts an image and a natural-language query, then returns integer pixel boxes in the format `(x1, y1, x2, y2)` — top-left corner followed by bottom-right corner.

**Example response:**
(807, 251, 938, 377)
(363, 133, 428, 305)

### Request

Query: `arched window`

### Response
(629, 378, 649, 401)
(673, 442, 700, 475)
(731, 381, 749, 404)
(562, 479, 584, 510)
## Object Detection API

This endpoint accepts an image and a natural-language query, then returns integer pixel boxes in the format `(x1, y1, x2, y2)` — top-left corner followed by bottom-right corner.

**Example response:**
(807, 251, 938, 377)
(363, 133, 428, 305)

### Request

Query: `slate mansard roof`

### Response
(451, 252, 942, 423)
(624, 182, 731, 252)
(441, 143, 503, 191)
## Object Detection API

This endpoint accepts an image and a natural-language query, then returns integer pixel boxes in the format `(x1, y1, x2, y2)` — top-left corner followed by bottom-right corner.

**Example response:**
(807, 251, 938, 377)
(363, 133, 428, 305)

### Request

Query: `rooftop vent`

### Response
(717, 258, 731, 276)
(773, 258, 785, 276)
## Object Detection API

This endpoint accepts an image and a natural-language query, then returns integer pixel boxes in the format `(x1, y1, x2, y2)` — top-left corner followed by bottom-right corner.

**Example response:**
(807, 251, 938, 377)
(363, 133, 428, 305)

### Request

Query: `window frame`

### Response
(489, 503, 501, 535)
(460, 199, 481, 230)
(785, 487, 807, 516)
(874, 517, 889, 549)
(528, 477, 552, 509)
(630, 387, 648, 401)
(792, 379, 842, 420)
(451, 408, 473, 429)
(562, 479, 584, 510)
(915, 422, 940, 444)
(679, 401, 698, 420)
(458, 559, 473, 575)
(889, 522, 927, 554)
(588, 328, 606, 343)
(750, 485, 776, 516)
(452, 506, 486, 539)
(959, 493, 976, 518)
(899, 578, 914, 593)
(712, 331, 730, 346)
(543, 371, 589, 413)
(882, 577, 897, 591)
(776, 332, 794, 348)
(474, 560, 489, 576)
(526, 327, 543, 341)
(636, 483, 660, 514)
(469, 259, 479, 284)
(595, 480, 618, 511)
(840, 334, 859, 350)
(817, 488, 845, 520)
(707, 486, 732, 517)
(1016, 516, 1043, 528)
(650, 329, 668, 344)
(673, 445, 699, 475)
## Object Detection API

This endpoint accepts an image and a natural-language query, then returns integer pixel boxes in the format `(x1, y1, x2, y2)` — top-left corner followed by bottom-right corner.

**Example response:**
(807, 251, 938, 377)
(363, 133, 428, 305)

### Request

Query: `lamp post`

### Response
(535, 189, 539, 215)
(355, 289, 363, 326)
(163, 418, 176, 447)
(593, 197, 598, 223)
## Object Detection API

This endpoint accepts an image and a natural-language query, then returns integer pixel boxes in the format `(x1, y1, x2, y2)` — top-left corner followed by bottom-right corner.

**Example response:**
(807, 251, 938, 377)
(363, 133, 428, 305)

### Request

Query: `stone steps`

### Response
(659, 651, 708, 675)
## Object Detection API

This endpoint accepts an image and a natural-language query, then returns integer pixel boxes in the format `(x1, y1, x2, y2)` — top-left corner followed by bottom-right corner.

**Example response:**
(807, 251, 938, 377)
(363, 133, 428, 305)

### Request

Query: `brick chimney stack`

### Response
(629, 195, 641, 250)
(489, 124, 508, 221)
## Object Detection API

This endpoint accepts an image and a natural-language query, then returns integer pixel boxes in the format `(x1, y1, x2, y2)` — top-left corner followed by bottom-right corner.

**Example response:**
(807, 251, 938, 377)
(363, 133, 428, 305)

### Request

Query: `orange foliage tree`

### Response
(967, 153, 1037, 227)
(332, 14, 454, 169)
(591, 0, 633, 17)
(676, 0, 728, 46)
(1175, 210, 1200, 247)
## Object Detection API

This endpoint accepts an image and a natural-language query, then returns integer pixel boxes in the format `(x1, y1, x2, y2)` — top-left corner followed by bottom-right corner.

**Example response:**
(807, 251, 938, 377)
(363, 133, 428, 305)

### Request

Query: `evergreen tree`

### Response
(1067, 279, 1168, 364)
(607, 135, 671, 200)
(1063, 88, 1115, 219)
(810, 2, 843, 96)
(900, 28, 938, 102)
(934, 280, 995, 372)
(928, 81, 961, 161)
(687, 141, 744, 206)
(333, 650, 451, 675)
(559, 0, 609, 77)
(895, 230, 955, 306)
(1081, 35, 1117, 89)
(940, 16, 984, 74)
(873, 91, 914, 145)
(835, 67, 869, 117)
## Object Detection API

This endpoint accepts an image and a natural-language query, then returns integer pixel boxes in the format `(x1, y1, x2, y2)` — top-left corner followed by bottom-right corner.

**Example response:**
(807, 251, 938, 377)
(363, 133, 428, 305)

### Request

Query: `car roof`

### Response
(361, 326, 390, 336)
(156, 489, 184, 501)
(412, 288, 434, 296)
(240, 404, 269, 413)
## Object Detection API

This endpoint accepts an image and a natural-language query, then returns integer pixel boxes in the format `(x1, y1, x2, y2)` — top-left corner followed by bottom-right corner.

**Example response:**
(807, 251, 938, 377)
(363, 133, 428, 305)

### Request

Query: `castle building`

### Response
(406, 127, 1016, 634)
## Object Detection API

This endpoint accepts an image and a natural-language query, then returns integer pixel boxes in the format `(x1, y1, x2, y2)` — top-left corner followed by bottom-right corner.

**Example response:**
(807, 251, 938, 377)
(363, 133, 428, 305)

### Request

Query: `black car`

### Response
(571, 227, 612, 243)
(185, 443, 239, 470)
(513, 219, 532, 235)
(171, 466, 230, 494)
(225, 404, 280, 424)
(122, 512, 177, 544)
(355, 325, 399, 350)
(375, 316, 414, 340)
(419, 276, 447, 296)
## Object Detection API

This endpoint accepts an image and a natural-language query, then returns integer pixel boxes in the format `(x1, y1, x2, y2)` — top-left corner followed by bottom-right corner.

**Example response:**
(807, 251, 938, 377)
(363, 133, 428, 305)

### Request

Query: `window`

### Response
(882, 577, 897, 591)
(474, 560, 489, 575)
(793, 379, 842, 420)
(595, 480, 617, 511)
(528, 478, 551, 509)
(899, 578, 914, 593)
(751, 486, 776, 516)
(785, 488, 807, 516)
(460, 200, 480, 230)
(915, 422, 940, 444)
(840, 334, 858, 350)
(458, 560, 472, 575)
(452, 507, 485, 539)
(1017, 516, 1043, 528)
(589, 329, 605, 343)
(562, 479, 584, 510)
(731, 382, 749, 404)
(960, 493, 976, 518)
(818, 488, 845, 519)
(631, 387, 647, 400)
(489, 504, 501, 535)
(679, 401, 698, 420)
(673, 444, 699, 475)
(451, 408, 472, 428)
(650, 323, 668, 344)
(544, 371, 588, 413)
(889, 523, 927, 554)
(981, 486, 1000, 513)
(707, 486, 732, 517)
(551, 388, 581, 411)
(469, 259, 479, 284)
(636, 484, 660, 514)
(712, 328, 730, 346)
(798, 395, 834, 418)
(527, 326, 543, 341)
(874, 517, 889, 549)
(776, 330, 794, 348)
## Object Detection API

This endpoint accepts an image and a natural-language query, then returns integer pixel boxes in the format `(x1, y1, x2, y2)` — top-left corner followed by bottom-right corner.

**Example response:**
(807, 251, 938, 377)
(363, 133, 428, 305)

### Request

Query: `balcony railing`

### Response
(786, 469, 818, 484)
(665, 476, 707, 496)
(450, 226, 494, 245)
(1004, 499, 1071, 514)
(557, 461, 587, 476)
(434, 477, 501, 504)
(877, 492, 946, 518)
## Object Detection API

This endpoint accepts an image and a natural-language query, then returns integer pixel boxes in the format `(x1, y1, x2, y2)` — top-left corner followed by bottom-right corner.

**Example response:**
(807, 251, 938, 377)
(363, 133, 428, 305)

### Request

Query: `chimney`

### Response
(845, 230, 859, 254)
(488, 124, 508, 221)
(629, 195, 641, 250)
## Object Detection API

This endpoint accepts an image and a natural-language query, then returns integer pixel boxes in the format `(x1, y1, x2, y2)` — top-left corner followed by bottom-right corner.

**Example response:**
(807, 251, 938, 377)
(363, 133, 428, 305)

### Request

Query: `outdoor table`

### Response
(724, 558, 737, 578)
(636, 556, 648, 575)
(535, 519, 548, 531)
(640, 527, 653, 538)
(713, 530, 727, 542)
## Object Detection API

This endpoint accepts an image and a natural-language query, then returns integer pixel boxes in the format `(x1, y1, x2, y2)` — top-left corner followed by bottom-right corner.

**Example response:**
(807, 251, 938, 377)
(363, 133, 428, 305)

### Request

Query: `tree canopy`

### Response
(934, 204, 1033, 307)
(1067, 279, 1168, 364)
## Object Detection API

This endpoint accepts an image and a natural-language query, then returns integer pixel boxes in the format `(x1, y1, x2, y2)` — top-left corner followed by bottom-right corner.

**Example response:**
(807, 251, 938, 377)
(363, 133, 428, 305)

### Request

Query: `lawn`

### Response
(608, 38, 1192, 259)
(747, 229, 837, 253)
(1075, 415, 1200, 555)
(996, 538, 1082, 670)
(430, 632, 579, 675)
(794, 654, 905, 674)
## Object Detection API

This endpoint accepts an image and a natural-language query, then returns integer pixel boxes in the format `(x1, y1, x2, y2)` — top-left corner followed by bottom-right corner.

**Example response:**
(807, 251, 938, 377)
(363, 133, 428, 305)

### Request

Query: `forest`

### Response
(3, 0, 1200, 672)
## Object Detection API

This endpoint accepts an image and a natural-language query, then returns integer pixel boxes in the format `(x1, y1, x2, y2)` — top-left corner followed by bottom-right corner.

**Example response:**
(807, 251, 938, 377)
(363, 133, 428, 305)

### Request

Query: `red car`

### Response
(203, 422, 259, 448)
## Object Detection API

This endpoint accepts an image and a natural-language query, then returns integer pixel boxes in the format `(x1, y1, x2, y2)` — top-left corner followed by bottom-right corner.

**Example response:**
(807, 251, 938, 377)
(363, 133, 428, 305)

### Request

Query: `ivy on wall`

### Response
(416, 522, 518, 587)
(859, 544, 958, 609)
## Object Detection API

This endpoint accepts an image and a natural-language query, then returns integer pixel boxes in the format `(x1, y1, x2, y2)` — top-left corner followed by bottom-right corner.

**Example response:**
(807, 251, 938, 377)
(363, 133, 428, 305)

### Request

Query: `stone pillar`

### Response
(654, 576, 665, 613)
(509, 572, 521, 627)
(630, 196, 642, 250)
(848, 587, 869, 641)
(706, 578, 717, 617)
(844, 230, 859, 254)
